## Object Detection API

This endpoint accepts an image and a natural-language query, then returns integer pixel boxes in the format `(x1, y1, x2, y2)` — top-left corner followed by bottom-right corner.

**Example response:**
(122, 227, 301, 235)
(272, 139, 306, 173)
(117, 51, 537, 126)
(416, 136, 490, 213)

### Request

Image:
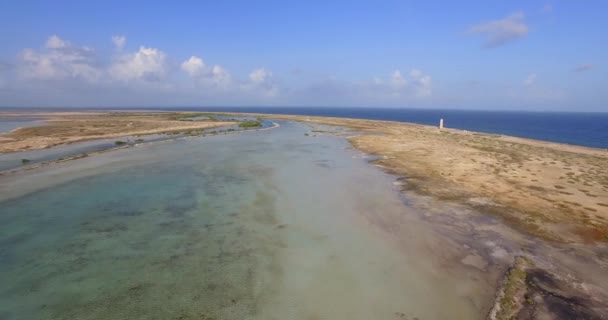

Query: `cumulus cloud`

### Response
(247, 68, 279, 97)
(17, 35, 101, 81)
(112, 35, 126, 50)
(46, 35, 68, 49)
(210, 65, 231, 87)
(523, 73, 537, 86)
(573, 64, 594, 73)
(468, 12, 528, 48)
(180, 56, 232, 88)
(6, 35, 438, 106)
(110, 46, 169, 82)
(181, 56, 205, 77)
(16, 36, 173, 87)
(371, 69, 432, 98)
(409, 69, 432, 97)
(390, 70, 407, 88)
(249, 68, 271, 83)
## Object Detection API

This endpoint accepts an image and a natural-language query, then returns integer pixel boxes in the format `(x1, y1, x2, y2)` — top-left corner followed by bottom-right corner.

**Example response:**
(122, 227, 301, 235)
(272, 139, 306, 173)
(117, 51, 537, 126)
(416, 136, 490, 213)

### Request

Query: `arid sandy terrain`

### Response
(0, 112, 235, 153)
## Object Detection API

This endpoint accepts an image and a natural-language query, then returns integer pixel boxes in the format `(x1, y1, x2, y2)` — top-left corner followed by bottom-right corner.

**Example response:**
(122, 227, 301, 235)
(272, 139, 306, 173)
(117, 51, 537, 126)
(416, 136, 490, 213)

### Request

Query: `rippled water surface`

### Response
(0, 121, 491, 320)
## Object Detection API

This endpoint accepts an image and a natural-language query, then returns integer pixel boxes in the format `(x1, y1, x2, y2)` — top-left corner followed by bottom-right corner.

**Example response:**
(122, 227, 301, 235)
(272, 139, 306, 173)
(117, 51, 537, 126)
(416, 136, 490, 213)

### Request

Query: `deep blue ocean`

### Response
(153, 107, 608, 149)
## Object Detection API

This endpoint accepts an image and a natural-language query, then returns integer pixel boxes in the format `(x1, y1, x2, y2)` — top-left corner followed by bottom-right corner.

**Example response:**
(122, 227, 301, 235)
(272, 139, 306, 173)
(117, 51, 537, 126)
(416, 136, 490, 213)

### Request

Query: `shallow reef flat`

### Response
(1, 114, 607, 319)
(1, 121, 495, 320)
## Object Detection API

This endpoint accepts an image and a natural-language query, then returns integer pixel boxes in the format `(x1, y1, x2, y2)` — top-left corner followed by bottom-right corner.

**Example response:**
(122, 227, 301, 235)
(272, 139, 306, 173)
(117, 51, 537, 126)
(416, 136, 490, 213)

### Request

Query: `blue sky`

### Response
(0, 1, 606, 111)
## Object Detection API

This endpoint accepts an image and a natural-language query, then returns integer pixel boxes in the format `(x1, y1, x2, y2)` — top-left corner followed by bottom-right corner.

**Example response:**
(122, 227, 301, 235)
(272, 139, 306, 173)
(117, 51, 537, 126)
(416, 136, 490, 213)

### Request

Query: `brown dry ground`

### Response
(267, 114, 608, 244)
(0, 112, 235, 153)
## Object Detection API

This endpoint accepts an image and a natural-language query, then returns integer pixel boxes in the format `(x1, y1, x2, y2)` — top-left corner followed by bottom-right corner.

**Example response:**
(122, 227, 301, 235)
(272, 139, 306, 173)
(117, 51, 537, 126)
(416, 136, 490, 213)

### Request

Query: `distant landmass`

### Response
(131, 107, 605, 149)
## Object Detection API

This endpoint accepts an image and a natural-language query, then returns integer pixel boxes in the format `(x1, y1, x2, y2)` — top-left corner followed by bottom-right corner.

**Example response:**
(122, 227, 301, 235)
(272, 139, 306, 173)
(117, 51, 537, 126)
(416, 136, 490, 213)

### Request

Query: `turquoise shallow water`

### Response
(0, 118, 275, 172)
(0, 121, 490, 320)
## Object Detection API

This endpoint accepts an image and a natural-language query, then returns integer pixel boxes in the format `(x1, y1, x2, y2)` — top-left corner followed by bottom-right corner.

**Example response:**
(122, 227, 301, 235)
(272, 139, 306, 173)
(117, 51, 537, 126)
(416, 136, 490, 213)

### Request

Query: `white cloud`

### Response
(180, 56, 232, 89)
(210, 65, 231, 87)
(249, 68, 271, 83)
(541, 4, 553, 14)
(6, 35, 445, 107)
(110, 46, 169, 82)
(523, 73, 537, 86)
(390, 70, 407, 88)
(291, 68, 433, 106)
(247, 68, 278, 97)
(112, 35, 126, 50)
(468, 12, 528, 48)
(409, 69, 432, 97)
(378, 69, 432, 97)
(18, 35, 101, 82)
(46, 35, 68, 49)
(573, 64, 594, 73)
(181, 56, 205, 77)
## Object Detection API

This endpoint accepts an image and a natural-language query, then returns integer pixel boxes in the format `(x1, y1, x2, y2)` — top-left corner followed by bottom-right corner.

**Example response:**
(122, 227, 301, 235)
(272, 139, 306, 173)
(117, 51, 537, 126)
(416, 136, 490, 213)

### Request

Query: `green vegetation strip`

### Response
(238, 120, 262, 128)
(490, 256, 532, 320)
